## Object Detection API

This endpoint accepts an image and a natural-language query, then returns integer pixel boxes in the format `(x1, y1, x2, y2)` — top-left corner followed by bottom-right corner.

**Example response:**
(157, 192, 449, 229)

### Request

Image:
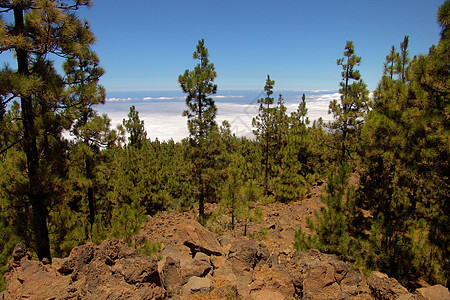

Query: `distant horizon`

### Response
(104, 88, 336, 94)
(97, 90, 338, 142)
(104, 89, 339, 102)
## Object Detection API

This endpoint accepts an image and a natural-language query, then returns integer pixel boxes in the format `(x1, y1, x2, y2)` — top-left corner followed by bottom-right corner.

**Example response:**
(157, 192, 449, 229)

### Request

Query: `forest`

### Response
(0, 0, 448, 292)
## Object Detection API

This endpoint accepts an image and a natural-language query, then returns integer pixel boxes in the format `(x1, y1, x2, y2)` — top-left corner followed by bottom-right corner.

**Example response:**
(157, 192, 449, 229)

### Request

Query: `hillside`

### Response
(2, 184, 448, 300)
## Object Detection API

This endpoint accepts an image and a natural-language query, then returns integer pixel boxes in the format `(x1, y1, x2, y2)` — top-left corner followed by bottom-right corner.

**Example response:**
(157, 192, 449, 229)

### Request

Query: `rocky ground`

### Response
(1, 181, 449, 299)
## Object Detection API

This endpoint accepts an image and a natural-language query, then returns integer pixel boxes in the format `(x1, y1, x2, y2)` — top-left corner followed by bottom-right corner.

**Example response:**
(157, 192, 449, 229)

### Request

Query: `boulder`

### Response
(98, 238, 136, 261)
(160, 244, 192, 268)
(368, 271, 411, 300)
(181, 220, 223, 256)
(11, 243, 26, 261)
(194, 251, 211, 264)
(218, 234, 235, 252)
(57, 242, 97, 275)
(211, 255, 226, 269)
(111, 255, 160, 284)
(251, 288, 285, 300)
(3, 259, 72, 299)
(228, 238, 269, 273)
(214, 259, 253, 298)
(182, 276, 212, 295)
(416, 285, 450, 300)
(159, 243, 211, 293)
(184, 255, 211, 278)
(182, 262, 211, 281)
(303, 264, 341, 299)
(250, 266, 295, 298)
(288, 249, 371, 299)
(5, 214, 430, 300)
(161, 256, 182, 296)
(134, 285, 166, 300)
(212, 237, 270, 298)
(8, 242, 30, 270)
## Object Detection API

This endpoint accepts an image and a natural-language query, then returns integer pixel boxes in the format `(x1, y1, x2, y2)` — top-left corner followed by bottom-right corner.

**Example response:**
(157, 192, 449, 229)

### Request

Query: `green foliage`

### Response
(179, 39, 218, 218)
(0, 0, 104, 263)
(252, 75, 277, 195)
(213, 174, 264, 236)
(179, 38, 218, 140)
(89, 214, 109, 245)
(251, 78, 322, 202)
(299, 4, 449, 287)
(137, 241, 162, 259)
(69, 112, 117, 229)
(254, 227, 269, 241)
(221, 163, 242, 230)
(396, 36, 410, 83)
(123, 105, 147, 149)
(329, 41, 370, 161)
(295, 163, 357, 258)
(239, 181, 263, 236)
(358, 21, 449, 283)
(104, 141, 194, 215)
(384, 46, 400, 79)
(111, 202, 148, 246)
(48, 205, 86, 258)
(0, 206, 20, 291)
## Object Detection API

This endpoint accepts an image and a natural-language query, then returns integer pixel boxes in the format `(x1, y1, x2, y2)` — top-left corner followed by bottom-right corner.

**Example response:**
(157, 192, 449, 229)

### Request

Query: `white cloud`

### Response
(107, 97, 134, 102)
(142, 96, 185, 101)
(100, 92, 338, 142)
(308, 89, 331, 93)
(214, 95, 244, 99)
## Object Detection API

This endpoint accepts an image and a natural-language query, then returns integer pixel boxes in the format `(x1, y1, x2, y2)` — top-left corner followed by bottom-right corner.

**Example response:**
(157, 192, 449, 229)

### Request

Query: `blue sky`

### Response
(3, 1, 444, 93)
(78, 0, 444, 92)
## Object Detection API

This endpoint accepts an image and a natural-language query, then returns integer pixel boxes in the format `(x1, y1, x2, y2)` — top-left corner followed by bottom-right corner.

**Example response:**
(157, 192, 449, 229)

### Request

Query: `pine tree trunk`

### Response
(198, 165, 205, 219)
(342, 129, 347, 161)
(264, 102, 270, 196)
(231, 210, 235, 230)
(244, 220, 248, 236)
(14, 5, 52, 263)
(30, 195, 51, 263)
(86, 157, 95, 226)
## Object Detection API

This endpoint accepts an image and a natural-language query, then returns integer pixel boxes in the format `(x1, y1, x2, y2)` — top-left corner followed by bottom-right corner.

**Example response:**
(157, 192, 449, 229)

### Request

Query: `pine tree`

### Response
(123, 105, 147, 148)
(239, 180, 263, 237)
(70, 113, 115, 228)
(68, 49, 108, 229)
(291, 93, 309, 126)
(221, 156, 244, 230)
(396, 36, 410, 83)
(273, 93, 289, 167)
(383, 46, 400, 79)
(274, 141, 306, 202)
(289, 93, 312, 176)
(359, 8, 449, 283)
(178, 39, 218, 219)
(295, 163, 357, 258)
(329, 41, 370, 161)
(272, 94, 311, 202)
(0, 0, 103, 263)
(252, 75, 276, 195)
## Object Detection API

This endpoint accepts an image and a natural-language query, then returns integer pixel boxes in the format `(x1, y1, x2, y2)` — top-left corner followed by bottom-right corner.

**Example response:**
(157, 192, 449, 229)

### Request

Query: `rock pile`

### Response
(1, 219, 449, 299)
(2, 239, 165, 299)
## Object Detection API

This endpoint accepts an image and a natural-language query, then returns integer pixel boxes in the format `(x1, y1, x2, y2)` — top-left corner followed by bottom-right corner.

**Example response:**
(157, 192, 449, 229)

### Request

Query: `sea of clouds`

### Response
(97, 90, 339, 142)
